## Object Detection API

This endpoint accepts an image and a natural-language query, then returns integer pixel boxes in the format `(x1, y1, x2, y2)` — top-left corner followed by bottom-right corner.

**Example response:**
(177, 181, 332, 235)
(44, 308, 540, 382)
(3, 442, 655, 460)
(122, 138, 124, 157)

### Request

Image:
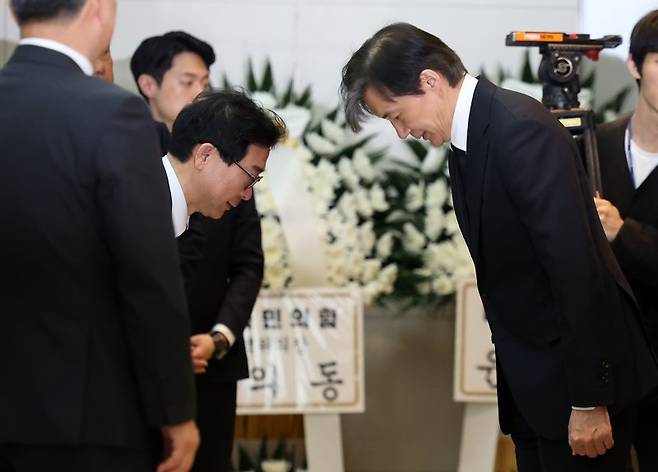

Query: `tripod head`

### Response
(505, 32, 621, 110)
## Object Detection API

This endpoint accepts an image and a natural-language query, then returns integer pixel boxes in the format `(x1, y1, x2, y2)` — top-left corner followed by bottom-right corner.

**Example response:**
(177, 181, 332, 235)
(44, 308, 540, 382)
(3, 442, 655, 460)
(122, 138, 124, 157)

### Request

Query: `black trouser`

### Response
(0, 444, 156, 472)
(191, 380, 238, 472)
(634, 392, 658, 471)
(510, 400, 637, 472)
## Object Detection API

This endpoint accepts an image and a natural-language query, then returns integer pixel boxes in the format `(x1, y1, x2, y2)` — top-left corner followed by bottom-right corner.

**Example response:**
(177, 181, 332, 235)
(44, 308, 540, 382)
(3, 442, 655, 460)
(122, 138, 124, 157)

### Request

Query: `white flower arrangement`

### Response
(236, 61, 474, 308)
(240, 64, 397, 305)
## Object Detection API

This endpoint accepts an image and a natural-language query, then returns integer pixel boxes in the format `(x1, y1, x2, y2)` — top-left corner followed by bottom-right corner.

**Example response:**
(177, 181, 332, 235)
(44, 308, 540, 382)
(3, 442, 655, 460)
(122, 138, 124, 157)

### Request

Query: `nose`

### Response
(240, 187, 253, 201)
(392, 121, 410, 139)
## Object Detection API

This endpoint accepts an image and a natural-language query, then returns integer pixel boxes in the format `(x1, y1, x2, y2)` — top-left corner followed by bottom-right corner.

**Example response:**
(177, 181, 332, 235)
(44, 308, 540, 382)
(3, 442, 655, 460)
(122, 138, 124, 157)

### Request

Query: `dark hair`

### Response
(341, 22, 466, 132)
(630, 9, 658, 85)
(170, 90, 287, 164)
(10, 0, 85, 24)
(130, 31, 216, 100)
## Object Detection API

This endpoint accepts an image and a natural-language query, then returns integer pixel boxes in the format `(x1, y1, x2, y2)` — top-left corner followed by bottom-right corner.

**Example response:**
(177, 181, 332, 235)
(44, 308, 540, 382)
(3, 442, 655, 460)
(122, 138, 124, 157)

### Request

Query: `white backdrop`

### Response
(2, 0, 582, 156)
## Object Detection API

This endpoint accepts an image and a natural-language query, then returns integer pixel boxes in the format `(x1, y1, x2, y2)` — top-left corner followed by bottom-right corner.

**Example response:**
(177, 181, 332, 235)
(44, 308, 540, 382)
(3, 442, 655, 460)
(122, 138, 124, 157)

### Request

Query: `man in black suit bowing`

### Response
(0, 1, 199, 472)
(593, 10, 658, 470)
(130, 33, 278, 472)
(341, 23, 658, 471)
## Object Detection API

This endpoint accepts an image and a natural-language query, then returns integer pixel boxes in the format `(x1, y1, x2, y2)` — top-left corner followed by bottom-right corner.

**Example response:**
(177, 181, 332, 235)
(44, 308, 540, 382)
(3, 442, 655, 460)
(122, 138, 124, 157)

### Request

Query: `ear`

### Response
(192, 143, 216, 171)
(137, 74, 159, 99)
(419, 69, 442, 92)
(627, 54, 642, 80)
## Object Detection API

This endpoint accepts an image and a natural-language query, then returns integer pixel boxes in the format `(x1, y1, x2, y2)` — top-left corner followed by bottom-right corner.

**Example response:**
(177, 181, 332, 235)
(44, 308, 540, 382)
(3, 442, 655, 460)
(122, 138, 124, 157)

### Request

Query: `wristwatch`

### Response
(210, 331, 229, 360)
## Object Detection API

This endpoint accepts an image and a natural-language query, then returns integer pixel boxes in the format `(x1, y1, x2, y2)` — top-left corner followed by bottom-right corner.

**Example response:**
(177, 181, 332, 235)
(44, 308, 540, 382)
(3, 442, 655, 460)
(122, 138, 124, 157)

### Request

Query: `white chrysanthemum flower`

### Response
(354, 188, 373, 218)
(264, 262, 291, 289)
(338, 158, 361, 190)
(337, 191, 358, 222)
(424, 208, 446, 241)
(378, 264, 398, 293)
(432, 275, 454, 295)
(405, 183, 425, 212)
(361, 259, 382, 283)
(402, 222, 426, 254)
(376, 233, 394, 259)
(370, 184, 389, 212)
(320, 119, 347, 144)
(306, 132, 337, 155)
(426, 179, 448, 209)
(421, 145, 445, 174)
(352, 148, 377, 182)
(445, 209, 461, 235)
(357, 222, 376, 255)
(362, 281, 383, 305)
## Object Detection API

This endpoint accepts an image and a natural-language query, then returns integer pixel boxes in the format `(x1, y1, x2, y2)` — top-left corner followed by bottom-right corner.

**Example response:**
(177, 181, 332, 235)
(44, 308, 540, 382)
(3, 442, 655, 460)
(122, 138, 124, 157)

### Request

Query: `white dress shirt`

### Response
(450, 73, 478, 152)
(161, 155, 189, 238)
(19, 37, 93, 76)
(160, 155, 235, 346)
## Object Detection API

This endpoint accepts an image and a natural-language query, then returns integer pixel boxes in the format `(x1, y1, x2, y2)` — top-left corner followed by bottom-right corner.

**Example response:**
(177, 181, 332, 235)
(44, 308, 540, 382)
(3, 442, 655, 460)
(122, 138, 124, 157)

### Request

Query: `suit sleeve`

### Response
(214, 197, 264, 337)
(95, 95, 196, 427)
(496, 116, 615, 407)
(612, 218, 658, 291)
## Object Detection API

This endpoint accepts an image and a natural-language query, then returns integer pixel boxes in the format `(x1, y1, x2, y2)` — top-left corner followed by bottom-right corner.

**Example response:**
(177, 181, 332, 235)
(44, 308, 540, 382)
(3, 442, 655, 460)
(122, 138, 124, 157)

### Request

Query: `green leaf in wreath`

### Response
(295, 84, 312, 107)
(261, 59, 275, 93)
(280, 78, 295, 107)
(247, 59, 258, 92)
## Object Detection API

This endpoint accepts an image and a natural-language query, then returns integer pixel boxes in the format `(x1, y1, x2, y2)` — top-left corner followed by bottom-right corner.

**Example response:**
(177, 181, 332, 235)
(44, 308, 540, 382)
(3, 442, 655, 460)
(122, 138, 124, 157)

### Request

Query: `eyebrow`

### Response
(252, 166, 265, 174)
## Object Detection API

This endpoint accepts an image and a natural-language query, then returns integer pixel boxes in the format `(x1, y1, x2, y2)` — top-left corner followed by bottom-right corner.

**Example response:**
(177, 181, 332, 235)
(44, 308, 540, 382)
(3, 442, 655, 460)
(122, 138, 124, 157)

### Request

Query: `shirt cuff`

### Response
(212, 323, 236, 347)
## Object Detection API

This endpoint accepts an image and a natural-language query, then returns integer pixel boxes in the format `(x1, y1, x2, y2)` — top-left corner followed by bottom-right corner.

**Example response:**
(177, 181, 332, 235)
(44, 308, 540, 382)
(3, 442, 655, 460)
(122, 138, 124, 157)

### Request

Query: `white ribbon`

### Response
(267, 105, 328, 286)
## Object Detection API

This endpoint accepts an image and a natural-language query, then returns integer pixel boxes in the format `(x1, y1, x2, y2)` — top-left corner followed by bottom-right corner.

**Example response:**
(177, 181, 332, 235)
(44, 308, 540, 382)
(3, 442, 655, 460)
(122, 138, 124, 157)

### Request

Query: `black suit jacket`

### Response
(449, 78, 658, 439)
(177, 198, 263, 384)
(0, 46, 195, 448)
(597, 116, 658, 355)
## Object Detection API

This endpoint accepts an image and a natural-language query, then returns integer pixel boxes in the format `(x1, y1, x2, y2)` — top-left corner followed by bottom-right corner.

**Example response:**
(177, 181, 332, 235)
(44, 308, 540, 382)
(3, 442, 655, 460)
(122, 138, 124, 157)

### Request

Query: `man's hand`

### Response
(190, 334, 215, 374)
(594, 196, 624, 242)
(158, 420, 200, 472)
(568, 406, 614, 458)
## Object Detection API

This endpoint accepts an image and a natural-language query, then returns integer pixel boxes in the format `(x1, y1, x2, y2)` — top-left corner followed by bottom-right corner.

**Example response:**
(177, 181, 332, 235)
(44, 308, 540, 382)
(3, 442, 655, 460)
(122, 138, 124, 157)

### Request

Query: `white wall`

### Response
(1, 0, 581, 155)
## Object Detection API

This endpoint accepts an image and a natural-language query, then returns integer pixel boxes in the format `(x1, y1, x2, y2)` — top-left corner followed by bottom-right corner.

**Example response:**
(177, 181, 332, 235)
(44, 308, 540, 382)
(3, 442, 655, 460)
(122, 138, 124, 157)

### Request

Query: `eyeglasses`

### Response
(232, 159, 262, 190)
(208, 142, 263, 190)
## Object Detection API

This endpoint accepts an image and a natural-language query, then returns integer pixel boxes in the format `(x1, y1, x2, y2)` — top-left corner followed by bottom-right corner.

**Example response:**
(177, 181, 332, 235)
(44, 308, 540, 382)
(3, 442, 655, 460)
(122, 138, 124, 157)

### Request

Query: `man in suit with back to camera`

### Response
(593, 9, 658, 470)
(130, 33, 276, 472)
(341, 22, 658, 471)
(0, 1, 199, 472)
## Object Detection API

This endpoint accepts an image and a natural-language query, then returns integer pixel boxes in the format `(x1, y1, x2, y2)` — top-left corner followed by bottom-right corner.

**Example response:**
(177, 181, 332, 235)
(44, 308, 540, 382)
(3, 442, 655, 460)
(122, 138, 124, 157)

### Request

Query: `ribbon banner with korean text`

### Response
(237, 287, 365, 414)
(453, 279, 497, 403)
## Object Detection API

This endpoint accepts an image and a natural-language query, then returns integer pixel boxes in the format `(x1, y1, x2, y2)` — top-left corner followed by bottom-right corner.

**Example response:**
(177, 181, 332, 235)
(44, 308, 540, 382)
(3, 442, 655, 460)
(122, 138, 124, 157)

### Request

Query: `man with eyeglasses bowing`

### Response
(162, 89, 286, 472)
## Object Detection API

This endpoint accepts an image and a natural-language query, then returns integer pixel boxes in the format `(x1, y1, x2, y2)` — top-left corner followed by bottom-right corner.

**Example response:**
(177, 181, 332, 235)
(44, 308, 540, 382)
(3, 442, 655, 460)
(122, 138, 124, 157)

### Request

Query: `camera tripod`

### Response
(506, 32, 622, 195)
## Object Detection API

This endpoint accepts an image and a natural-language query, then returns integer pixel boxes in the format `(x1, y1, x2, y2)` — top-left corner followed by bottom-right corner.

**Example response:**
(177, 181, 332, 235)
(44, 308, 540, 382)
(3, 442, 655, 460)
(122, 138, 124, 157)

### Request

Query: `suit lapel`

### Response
(463, 77, 495, 265)
(600, 117, 634, 213)
(448, 149, 470, 243)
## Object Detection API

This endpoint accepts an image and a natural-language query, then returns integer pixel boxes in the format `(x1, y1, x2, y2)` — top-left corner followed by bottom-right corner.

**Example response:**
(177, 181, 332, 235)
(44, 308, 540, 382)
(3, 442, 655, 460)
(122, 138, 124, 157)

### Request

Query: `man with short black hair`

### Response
(594, 9, 658, 470)
(130, 31, 279, 472)
(0, 1, 199, 472)
(131, 31, 215, 132)
(341, 22, 658, 471)
(163, 89, 286, 230)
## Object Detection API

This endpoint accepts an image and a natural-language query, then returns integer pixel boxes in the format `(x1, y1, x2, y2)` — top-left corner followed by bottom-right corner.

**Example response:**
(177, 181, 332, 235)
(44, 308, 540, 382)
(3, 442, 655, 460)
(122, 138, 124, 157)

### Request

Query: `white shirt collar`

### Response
(19, 37, 93, 76)
(162, 155, 189, 237)
(450, 73, 478, 152)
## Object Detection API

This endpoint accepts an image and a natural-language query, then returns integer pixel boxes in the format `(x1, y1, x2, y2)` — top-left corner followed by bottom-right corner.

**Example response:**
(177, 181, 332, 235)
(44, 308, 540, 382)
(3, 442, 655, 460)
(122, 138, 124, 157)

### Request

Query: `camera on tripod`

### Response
(505, 31, 621, 110)
(505, 31, 622, 194)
